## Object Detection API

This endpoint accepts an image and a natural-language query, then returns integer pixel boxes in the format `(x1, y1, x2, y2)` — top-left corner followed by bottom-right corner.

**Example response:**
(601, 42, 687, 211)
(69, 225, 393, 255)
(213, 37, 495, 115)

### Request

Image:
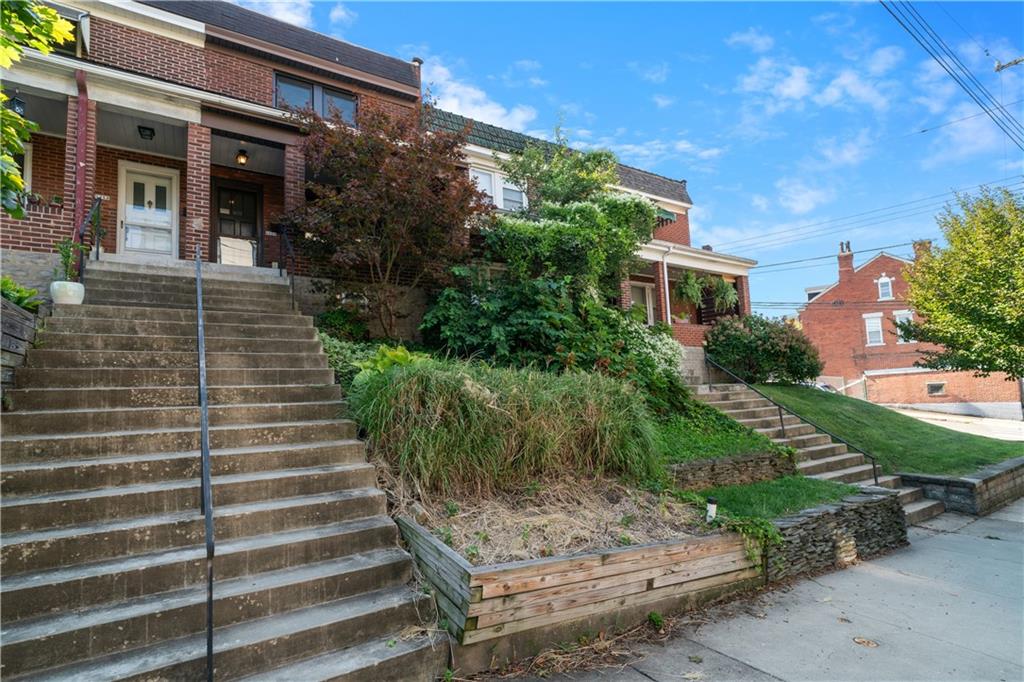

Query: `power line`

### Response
(885, 98, 1024, 141)
(881, 0, 1024, 149)
(751, 242, 917, 270)
(714, 175, 1021, 250)
(937, 2, 990, 57)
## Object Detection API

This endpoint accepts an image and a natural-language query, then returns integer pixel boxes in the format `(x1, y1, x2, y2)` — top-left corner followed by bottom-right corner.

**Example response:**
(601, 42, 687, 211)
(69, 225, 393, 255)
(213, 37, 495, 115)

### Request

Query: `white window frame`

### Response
(876, 274, 894, 301)
(863, 312, 884, 347)
(468, 166, 527, 212)
(893, 309, 915, 344)
(470, 168, 495, 204)
(926, 381, 946, 397)
(21, 142, 32, 192)
(630, 283, 656, 326)
(500, 179, 526, 212)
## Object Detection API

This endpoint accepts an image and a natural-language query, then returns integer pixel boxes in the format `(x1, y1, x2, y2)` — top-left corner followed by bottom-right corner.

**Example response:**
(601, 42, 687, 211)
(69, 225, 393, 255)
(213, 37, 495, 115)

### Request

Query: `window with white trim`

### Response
(17, 142, 32, 192)
(876, 275, 894, 301)
(863, 313, 884, 346)
(926, 382, 946, 396)
(468, 167, 526, 211)
(629, 284, 655, 326)
(893, 310, 914, 344)
(501, 181, 525, 211)
(470, 169, 494, 204)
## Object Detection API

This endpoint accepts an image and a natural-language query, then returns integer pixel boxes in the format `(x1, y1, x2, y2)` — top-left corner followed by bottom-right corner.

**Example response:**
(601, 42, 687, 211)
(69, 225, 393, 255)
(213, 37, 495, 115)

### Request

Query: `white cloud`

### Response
(628, 61, 670, 84)
(501, 60, 548, 89)
(913, 59, 958, 115)
(726, 28, 774, 53)
(865, 46, 903, 76)
(527, 77, 548, 88)
(421, 58, 537, 131)
(814, 70, 888, 111)
(751, 194, 770, 211)
(921, 102, 1007, 169)
(232, 0, 312, 27)
(329, 3, 357, 28)
(576, 134, 723, 167)
(739, 58, 813, 103)
(775, 178, 835, 215)
(816, 129, 872, 168)
(652, 95, 676, 109)
(513, 59, 542, 71)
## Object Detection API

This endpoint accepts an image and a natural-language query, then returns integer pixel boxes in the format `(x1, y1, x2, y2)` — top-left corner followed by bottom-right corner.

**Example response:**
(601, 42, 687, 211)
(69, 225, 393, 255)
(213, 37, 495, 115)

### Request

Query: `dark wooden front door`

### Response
(215, 186, 261, 266)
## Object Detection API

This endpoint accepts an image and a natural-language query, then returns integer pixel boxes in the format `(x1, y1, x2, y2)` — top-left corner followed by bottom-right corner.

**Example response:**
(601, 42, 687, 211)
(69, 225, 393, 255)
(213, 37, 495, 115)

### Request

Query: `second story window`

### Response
(470, 169, 494, 203)
(876, 275, 894, 301)
(468, 167, 526, 212)
(275, 74, 357, 125)
(502, 183, 525, 211)
(893, 310, 915, 344)
(863, 312, 884, 346)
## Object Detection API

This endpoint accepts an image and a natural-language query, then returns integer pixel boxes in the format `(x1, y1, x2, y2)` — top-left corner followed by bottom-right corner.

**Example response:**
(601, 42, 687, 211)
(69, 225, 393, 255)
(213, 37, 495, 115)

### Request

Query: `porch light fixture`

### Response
(705, 497, 718, 523)
(235, 149, 249, 166)
(8, 96, 26, 117)
(137, 125, 155, 140)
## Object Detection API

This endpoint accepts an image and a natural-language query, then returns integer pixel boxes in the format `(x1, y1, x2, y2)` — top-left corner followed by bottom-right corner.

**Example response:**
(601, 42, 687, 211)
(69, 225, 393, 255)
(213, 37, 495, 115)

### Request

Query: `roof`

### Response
(140, 1, 419, 88)
(427, 109, 693, 206)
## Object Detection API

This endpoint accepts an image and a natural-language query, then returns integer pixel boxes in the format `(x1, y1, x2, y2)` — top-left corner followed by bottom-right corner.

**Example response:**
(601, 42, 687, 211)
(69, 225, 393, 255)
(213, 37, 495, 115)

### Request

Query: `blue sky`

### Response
(240, 1, 1023, 316)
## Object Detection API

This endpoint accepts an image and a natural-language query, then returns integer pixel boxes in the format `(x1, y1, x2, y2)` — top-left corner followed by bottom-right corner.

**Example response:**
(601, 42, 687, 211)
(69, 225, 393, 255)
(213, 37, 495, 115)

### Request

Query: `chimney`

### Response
(912, 239, 932, 261)
(837, 240, 854, 281)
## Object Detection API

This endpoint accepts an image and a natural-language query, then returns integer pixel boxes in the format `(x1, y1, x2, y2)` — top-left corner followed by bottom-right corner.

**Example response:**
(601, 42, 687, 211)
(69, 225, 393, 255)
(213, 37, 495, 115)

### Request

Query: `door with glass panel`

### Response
(121, 166, 178, 257)
(215, 187, 260, 267)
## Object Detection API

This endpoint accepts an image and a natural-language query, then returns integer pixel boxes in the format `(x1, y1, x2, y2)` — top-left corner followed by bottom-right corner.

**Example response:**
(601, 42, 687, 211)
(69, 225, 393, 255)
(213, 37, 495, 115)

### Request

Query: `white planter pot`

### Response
(50, 280, 85, 305)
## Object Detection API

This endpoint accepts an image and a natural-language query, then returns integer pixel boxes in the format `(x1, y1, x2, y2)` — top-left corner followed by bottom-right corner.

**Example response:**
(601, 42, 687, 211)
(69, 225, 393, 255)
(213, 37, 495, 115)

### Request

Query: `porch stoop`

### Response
(0, 262, 447, 680)
(694, 383, 946, 526)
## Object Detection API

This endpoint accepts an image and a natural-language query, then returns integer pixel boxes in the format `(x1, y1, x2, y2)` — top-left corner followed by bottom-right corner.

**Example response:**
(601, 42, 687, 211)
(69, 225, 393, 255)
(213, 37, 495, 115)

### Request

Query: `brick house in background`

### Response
(799, 241, 1023, 420)
(1, 0, 755, 359)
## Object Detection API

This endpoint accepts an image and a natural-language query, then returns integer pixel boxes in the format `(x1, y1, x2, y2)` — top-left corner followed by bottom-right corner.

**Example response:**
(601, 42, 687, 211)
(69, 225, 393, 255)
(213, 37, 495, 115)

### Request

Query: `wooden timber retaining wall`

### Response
(396, 517, 758, 649)
(1, 298, 38, 396)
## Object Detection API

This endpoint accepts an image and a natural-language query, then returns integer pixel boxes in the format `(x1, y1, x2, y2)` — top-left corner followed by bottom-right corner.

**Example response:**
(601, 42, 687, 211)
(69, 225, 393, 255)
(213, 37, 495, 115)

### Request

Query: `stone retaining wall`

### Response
(899, 457, 1024, 516)
(671, 451, 796, 491)
(767, 488, 907, 581)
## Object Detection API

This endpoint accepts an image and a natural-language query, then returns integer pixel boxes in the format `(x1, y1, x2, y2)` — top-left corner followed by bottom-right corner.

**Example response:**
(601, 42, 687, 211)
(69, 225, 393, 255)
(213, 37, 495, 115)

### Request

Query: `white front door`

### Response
(119, 162, 179, 258)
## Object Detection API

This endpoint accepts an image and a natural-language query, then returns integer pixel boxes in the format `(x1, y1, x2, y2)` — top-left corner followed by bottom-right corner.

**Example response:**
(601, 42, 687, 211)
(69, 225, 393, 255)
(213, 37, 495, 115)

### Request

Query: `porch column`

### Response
(736, 275, 751, 316)
(66, 84, 97, 240)
(619, 279, 633, 311)
(653, 261, 670, 324)
(283, 143, 304, 212)
(185, 122, 211, 260)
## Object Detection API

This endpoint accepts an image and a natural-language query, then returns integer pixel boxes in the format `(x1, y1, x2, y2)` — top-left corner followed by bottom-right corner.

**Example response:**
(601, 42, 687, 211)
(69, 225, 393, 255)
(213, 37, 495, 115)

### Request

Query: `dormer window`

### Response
(468, 167, 526, 212)
(275, 74, 357, 125)
(876, 275, 894, 301)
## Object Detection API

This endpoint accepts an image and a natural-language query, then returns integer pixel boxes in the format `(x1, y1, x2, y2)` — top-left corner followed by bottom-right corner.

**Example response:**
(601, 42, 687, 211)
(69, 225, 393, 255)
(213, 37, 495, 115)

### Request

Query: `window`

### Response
(863, 313, 884, 346)
(470, 169, 494, 203)
(629, 284, 655, 325)
(275, 75, 358, 124)
(926, 382, 946, 396)
(17, 142, 31, 192)
(502, 184, 525, 211)
(893, 310, 914, 344)
(877, 275, 894, 301)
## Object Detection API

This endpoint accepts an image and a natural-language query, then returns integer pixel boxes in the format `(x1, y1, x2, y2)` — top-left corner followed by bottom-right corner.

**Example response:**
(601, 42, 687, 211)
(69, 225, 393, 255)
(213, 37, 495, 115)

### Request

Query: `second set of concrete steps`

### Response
(695, 383, 946, 525)
(0, 261, 445, 680)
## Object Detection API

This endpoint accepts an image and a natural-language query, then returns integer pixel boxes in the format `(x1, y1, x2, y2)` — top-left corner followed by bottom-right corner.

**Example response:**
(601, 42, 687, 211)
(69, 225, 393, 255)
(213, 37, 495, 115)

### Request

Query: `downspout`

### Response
(661, 254, 671, 324)
(74, 69, 88, 235)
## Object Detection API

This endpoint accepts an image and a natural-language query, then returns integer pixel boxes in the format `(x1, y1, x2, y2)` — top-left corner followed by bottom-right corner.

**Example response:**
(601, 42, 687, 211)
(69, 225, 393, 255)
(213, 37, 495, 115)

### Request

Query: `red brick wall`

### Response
(205, 47, 275, 106)
(672, 323, 708, 347)
(736, 275, 751, 316)
(185, 124, 211, 260)
(867, 370, 1020, 405)
(653, 211, 691, 246)
(0, 132, 74, 253)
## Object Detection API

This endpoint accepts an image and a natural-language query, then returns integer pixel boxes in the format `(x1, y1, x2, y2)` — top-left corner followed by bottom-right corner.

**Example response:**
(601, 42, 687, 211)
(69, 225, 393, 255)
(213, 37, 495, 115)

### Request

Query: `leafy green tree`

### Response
(2, 0, 73, 218)
(900, 188, 1024, 381)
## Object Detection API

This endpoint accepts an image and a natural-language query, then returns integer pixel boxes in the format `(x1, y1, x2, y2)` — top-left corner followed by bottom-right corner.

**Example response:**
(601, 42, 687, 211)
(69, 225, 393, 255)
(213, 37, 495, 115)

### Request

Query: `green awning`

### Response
(656, 207, 677, 221)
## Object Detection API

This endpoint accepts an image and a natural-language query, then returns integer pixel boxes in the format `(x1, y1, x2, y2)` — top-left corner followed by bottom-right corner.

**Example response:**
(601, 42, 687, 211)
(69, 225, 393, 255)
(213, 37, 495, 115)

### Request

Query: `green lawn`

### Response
(757, 384, 1023, 476)
(702, 476, 858, 519)
(657, 401, 787, 465)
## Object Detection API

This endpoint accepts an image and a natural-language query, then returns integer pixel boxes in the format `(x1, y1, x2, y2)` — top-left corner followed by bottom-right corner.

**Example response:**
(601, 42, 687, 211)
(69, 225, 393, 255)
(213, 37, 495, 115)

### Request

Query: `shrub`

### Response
(657, 400, 789, 463)
(704, 315, 823, 384)
(348, 357, 662, 495)
(1, 275, 42, 312)
(315, 307, 368, 341)
(317, 332, 377, 392)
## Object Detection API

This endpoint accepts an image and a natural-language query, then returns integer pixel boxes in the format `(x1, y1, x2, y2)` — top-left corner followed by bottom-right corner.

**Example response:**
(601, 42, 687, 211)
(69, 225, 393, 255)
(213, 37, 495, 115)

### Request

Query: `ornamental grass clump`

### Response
(349, 359, 661, 496)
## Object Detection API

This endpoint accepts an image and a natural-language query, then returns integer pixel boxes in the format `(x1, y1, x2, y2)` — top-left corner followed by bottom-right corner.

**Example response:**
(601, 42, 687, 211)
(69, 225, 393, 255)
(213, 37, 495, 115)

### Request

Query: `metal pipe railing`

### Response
(278, 225, 297, 310)
(75, 196, 103, 282)
(704, 354, 880, 485)
(194, 245, 215, 681)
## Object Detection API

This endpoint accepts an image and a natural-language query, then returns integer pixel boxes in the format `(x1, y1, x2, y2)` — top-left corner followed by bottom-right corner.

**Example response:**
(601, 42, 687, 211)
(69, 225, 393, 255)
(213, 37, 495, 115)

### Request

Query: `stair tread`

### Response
(20, 586, 425, 681)
(3, 400, 343, 418)
(797, 452, 861, 466)
(0, 515, 395, 594)
(1, 439, 362, 474)
(1, 463, 372, 507)
(810, 463, 876, 479)
(1, 549, 409, 644)
(2, 488, 384, 547)
(2, 418, 353, 443)
(903, 498, 944, 512)
(240, 632, 445, 682)
(796, 443, 846, 454)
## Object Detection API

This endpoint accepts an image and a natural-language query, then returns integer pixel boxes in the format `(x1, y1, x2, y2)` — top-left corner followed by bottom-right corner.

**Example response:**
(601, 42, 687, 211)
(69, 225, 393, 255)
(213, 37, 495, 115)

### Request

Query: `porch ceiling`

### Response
(211, 134, 284, 176)
(7, 90, 66, 136)
(97, 107, 186, 158)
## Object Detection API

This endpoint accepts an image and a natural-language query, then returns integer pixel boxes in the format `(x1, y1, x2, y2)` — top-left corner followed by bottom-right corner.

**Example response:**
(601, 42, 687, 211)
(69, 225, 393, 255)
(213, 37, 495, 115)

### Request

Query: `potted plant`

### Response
(50, 238, 88, 305)
(674, 270, 706, 308)
(709, 276, 739, 312)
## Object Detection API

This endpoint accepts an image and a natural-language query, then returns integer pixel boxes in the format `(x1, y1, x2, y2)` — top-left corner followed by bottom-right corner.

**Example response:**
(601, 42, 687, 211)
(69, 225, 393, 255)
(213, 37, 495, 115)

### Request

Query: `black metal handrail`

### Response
(704, 354, 880, 485)
(75, 196, 103, 282)
(194, 245, 215, 681)
(277, 224, 297, 310)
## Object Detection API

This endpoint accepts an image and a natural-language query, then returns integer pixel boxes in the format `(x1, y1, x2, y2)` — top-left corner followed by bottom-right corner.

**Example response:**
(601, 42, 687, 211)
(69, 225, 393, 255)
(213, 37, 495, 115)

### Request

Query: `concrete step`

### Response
(84, 289, 295, 313)
(705, 398, 774, 411)
(1, 515, 397, 622)
(1, 439, 365, 495)
(14, 366, 334, 388)
(4, 383, 342, 410)
(1, 488, 386, 574)
(26, 349, 328, 369)
(51, 304, 312, 327)
(894, 486, 923, 505)
(795, 442, 849, 461)
(84, 260, 288, 286)
(81, 276, 292, 299)
(736, 414, 803, 430)
(34, 331, 321, 353)
(2, 418, 356, 461)
(715, 405, 785, 420)
(773, 433, 832, 449)
(904, 498, 946, 525)
(798, 452, 865, 476)
(16, 586, 430, 680)
(1, 462, 376, 532)
(241, 632, 448, 682)
(809, 463, 878, 484)
(0, 551, 413, 677)
(43, 317, 318, 340)
(755, 423, 816, 439)
(872, 475, 902, 489)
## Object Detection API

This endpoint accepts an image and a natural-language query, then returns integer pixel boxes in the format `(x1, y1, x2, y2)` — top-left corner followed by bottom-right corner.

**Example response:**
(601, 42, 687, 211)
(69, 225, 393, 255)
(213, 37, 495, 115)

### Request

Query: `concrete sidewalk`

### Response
(889, 408, 1024, 441)
(548, 499, 1023, 682)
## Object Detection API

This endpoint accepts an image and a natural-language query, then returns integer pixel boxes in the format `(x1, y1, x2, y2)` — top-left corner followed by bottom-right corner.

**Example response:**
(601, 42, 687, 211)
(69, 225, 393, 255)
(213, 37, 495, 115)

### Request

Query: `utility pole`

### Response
(995, 56, 1024, 72)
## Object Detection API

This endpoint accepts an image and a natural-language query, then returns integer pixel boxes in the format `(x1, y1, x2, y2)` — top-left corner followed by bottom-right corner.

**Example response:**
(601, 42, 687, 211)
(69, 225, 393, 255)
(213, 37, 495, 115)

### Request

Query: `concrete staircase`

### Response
(695, 383, 945, 525)
(0, 261, 446, 680)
